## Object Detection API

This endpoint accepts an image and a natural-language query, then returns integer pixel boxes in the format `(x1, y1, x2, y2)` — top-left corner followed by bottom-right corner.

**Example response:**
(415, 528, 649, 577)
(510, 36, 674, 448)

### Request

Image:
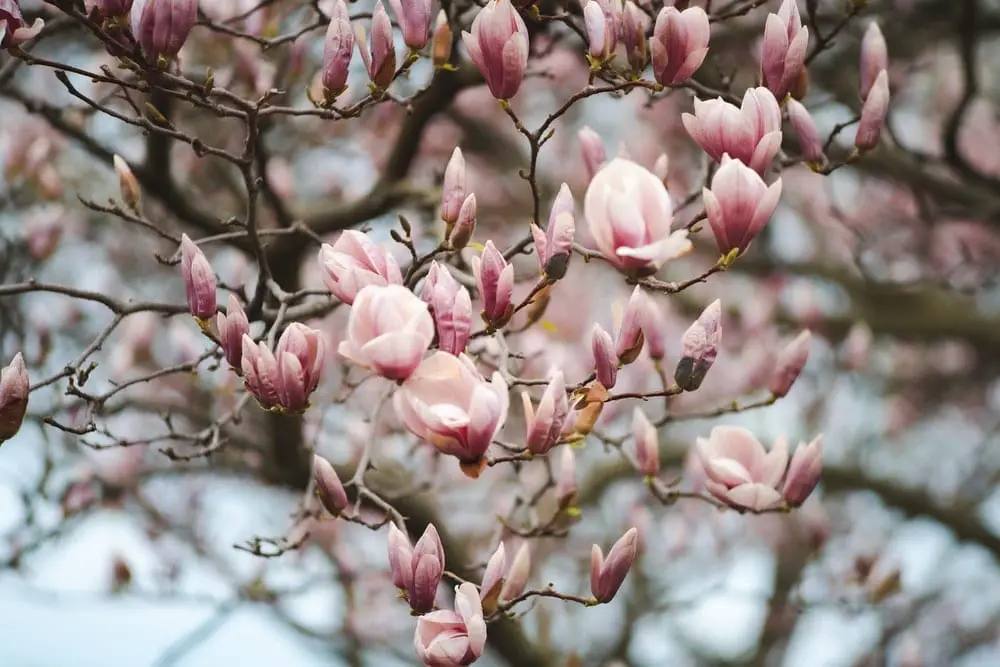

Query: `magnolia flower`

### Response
(696, 426, 788, 511)
(394, 352, 509, 477)
(179, 234, 217, 321)
(130, 0, 198, 62)
(682, 87, 782, 174)
(650, 5, 710, 86)
(318, 230, 403, 305)
(0, 352, 29, 443)
(590, 527, 639, 603)
(338, 285, 435, 381)
(521, 371, 569, 455)
(462, 0, 529, 100)
(703, 155, 783, 256)
(760, 0, 809, 100)
(388, 523, 445, 614)
(584, 157, 692, 276)
(413, 582, 487, 666)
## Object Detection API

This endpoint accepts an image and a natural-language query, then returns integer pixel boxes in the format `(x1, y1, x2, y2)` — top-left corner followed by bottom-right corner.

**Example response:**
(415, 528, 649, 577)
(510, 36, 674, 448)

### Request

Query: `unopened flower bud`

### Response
(584, 1, 613, 63)
(859, 22, 888, 101)
(522, 371, 569, 455)
(579, 126, 606, 183)
(431, 10, 453, 69)
(621, 2, 648, 72)
(674, 299, 721, 391)
(632, 407, 659, 476)
(782, 435, 822, 506)
(462, 0, 529, 100)
(216, 294, 250, 370)
(471, 241, 514, 330)
(422, 262, 472, 357)
(387, 522, 413, 591)
(479, 542, 506, 613)
(409, 524, 445, 613)
(313, 454, 348, 515)
(531, 183, 576, 281)
(636, 291, 666, 361)
(448, 193, 477, 249)
(322, 0, 354, 99)
(760, 0, 808, 100)
(786, 98, 824, 163)
(591, 323, 619, 389)
(441, 147, 466, 226)
(180, 234, 217, 322)
(500, 542, 530, 602)
(0, 353, 29, 444)
(129, 0, 197, 63)
(555, 446, 576, 510)
(855, 70, 889, 151)
(357, 1, 396, 90)
(651, 6, 710, 86)
(113, 154, 141, 214)
(590, 527, 638, 603)
(241, 335, 280, 408)
(769, 329, 811, 397)
(388, 0, 432, 50)
(614, 287, 646, 365)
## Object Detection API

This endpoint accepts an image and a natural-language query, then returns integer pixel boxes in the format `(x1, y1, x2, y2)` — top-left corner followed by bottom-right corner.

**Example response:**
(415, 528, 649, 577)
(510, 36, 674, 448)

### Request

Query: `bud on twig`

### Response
(632, 407, 659, 476)
(180, 234, 217, 322)
(313, 454, 348, 515)
(591, 323, 618, 389)
(674, 299, 721, 391)
(769, 329, 811, 398)
(782, 435, 823, 506)
(472, 241, 514, 330)
(590, 527, 638, 603)
(447, 194, 477, 249)
(216, 294, 250, 371)
(859, 22, 888, 101)
(113, 154, 141, 214)
(0, 353, 29, 444)
(357, 2, 397, 90)
(855, 70, 890, 151)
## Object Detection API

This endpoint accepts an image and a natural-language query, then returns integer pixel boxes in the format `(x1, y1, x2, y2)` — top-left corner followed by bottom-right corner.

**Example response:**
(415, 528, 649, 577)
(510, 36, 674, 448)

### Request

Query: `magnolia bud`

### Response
(591, 324, 619, 389)
(0, 353, 29, 444)
(462, 0, 529, 100)
(388, 0, 432, 50)
(500, 543, 530, 602)
(621, 2, 648, 72)
(409, 524, 445, 613)
(632, 407, 659, 476)
(579, 126, 606, 182)
(584, 1, 613, 62)
(556, 446, 576, 510)
(113, 155, 141, 214)
(651, 6, 710, 86)
(313, 454, 348, 515)
(782, 435, 823, 506)
(855, 70, 890, 151)
(479, 543, 506, 613)
(129, 0, 197, 63)
(859, 22, 888, 101)
(786, 99, 824, 163)
(216, 294, 250, 370)
(448, 194, 477, 249)
(769, 329, 811, 397)
(431, 10, 453, 69)
(441, 147, 466, 226)
(590, 527, 638, 603)
(357, 2, 396, 90)
(614, 287, 645, 365)
(322, 0, 354, 99)
(472, 241, 514, 330)
(674, 300, 721, 391)
(180, 234, 217, 321)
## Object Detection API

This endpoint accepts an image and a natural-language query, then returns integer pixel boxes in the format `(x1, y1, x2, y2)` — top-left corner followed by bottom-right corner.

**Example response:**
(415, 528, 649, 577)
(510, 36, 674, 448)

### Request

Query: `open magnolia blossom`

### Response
(318, 230, 403, 305)
(584, 157, 693, 276)
(413, 582, 487, 667)
(393, 352, 509, 477)
(696, 426, 823, 511)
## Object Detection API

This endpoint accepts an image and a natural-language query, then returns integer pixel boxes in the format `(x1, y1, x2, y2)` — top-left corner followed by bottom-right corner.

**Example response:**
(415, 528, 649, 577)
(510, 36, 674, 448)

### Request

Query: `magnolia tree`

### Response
(2, 0, 1000, 665)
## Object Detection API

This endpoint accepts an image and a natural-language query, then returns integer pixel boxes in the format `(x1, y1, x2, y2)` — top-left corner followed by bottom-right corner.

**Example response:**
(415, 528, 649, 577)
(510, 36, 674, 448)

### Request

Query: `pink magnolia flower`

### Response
(448, 194, 477, 250)
(782, 435, 823, 506)
(0, 352, 29, 443)
(855, 70, 890, 151)
(590, 527, 639, 603)
(591, 323, 618, 389)
(0, 0, 43, 49)
(583, 0, 617, 63)
(413, 582, 487, 666)
(313, 454, 348, 515)
(274, 323, 326, 411)
(674, 299, 721, 391)
(318, 230, 403, 305)
(859, 22, 888, 101)
(322, 0, 354, 98)
(521, 371, 569, 455)
(394, 352, 509, 476)
(760, 0, 808, 101)
(180, 234, 217, 321)
(216, 294, 250, 370)
(241, 335, 280, 408)
(584, 157, 692, 276)
(388, 0, 433, 50)
(339, 285, 435, 381)
(786, 98, 824, 163)
(578, 126, 606, 182)
(769, 329, 811, 397)
(440, 148, 467, 226)
(531, 183, 575, 280)
(130, 0, 197, 62)
(614, 286, 646, 364)
(500, 542, 530, 602)
(682, 87, 783, 174)
(462, 0, 529, 100)
(556, 446, 576, 508)
(621, 1, 649, 73)
(696, 426, 788, 511)
(632, 407, 659, 476)
(703, 155, 783, 256)
(356, 1, 396, 89)
(388, 523, 445, 614)
(650, 5, 710, 86)
(421, 262, 473, 357)
(471, 241, 514, 330)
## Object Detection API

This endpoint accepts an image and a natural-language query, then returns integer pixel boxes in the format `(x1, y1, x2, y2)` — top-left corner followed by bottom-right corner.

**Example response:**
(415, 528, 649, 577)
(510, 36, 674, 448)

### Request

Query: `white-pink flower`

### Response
(696, 426, 788, 511)
(338, 284, 434, 381)
(413, 582, 487, 666)
(682, 87, 783, 174)
(318, 230, 403, 305)
(584, 157, 692, 276)
(393, 351, 509, 476)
